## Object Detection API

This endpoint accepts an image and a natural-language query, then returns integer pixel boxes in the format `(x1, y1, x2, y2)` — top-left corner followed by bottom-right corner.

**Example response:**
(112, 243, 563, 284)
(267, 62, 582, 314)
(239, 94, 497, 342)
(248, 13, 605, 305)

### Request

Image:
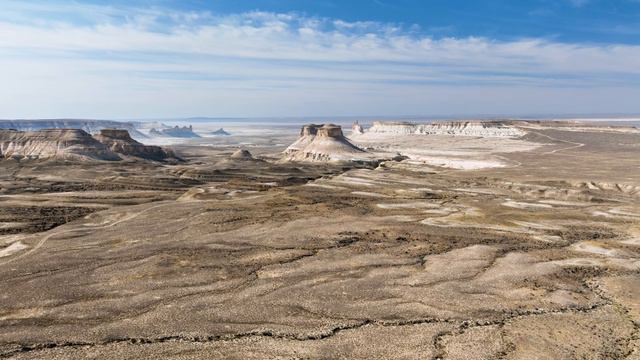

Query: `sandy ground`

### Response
(0, 124, 639, 359)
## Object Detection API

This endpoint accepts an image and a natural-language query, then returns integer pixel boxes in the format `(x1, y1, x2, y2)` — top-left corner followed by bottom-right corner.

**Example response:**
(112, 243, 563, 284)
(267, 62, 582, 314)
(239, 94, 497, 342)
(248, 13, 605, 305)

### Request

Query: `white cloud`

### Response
(0, 2, 638, 118)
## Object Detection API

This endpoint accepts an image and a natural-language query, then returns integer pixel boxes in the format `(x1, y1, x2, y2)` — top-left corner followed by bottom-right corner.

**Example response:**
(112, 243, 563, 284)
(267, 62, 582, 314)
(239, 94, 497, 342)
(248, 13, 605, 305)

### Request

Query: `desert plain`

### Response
(0, 120, 639, 359)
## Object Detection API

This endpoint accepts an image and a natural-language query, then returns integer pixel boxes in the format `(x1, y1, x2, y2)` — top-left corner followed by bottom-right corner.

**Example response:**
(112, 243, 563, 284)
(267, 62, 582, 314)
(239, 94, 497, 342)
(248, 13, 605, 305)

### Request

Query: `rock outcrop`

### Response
(283, 124, 368, 162)
(149, 125, 200, 138)
(211, 128, 231, 136)
(284, 124, 320, 155)
(367, 121, 525, 137)
(93, 129, 176, 161)
(351, 121, 364, 135)
(213, 149, 263, 167)
(0, 129, 121, 161)
(229, 149, 254, 160)
(0, 119, 147, 140)
(0, 129, 179, 162)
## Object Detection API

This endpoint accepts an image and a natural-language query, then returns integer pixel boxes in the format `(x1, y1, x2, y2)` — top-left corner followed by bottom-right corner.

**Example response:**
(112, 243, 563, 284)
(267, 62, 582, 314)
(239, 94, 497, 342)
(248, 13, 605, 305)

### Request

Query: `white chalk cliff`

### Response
(0, 119, 147, 139)
(367, 121, 525, 137)
(0, 129, 121, 161)
(0, 129, 178, 162)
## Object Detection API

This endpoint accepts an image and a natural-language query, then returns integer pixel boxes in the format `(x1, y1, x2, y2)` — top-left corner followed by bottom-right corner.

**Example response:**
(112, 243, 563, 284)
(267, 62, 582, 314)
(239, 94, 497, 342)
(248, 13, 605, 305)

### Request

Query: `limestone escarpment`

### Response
(0, 119, 146, 140)
(0, 129, 179, 162)
(283, 124, 367, 162)
(0, 129, 121, 161)
(93, 129, 176, 161)
(368, 121, 526, 137)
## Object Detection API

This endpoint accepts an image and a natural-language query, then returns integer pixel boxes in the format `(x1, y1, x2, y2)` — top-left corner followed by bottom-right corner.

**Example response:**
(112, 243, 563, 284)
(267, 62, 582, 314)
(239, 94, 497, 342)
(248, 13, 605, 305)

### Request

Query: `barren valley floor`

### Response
(0, 125, 639, 359)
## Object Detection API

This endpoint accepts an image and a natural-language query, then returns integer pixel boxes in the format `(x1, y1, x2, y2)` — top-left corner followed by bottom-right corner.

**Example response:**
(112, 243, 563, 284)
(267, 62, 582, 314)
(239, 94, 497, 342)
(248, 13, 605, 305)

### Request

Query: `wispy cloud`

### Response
(0, 1, 639, 118)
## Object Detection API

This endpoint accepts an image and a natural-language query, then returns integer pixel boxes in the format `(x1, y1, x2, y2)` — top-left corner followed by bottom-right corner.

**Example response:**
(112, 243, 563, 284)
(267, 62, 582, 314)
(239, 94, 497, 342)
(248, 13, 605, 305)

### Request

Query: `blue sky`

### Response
(170, 0, 640, 44)
(1, 0, 639, 118)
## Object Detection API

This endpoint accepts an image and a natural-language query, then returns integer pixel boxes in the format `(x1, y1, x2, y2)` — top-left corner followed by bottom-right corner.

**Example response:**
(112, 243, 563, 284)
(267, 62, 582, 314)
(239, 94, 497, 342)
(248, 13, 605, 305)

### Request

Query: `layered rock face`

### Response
(368, 121, 525, 137)
(284, 124, 320, 155)
(284, 124, 366, 162)
(0, 129, 121, 161)
(0, 129, 178, 162)
(0, 119, 146, 140)
(93, 129, 175, 161)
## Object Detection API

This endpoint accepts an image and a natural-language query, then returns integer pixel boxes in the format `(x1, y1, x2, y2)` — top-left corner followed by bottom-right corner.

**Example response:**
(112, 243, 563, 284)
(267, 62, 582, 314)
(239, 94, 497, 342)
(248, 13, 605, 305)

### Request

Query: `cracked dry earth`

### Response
(1, 128, 640, 359)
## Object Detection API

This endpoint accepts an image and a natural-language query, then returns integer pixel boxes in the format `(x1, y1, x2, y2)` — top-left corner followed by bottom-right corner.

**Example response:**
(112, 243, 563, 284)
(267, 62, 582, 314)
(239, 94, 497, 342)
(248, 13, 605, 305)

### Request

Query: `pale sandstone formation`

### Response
(0, 129, 121, 161)
(284, 124, 368, 162)
(367, 121, 526, 137)
(93, 129, 175, 161)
